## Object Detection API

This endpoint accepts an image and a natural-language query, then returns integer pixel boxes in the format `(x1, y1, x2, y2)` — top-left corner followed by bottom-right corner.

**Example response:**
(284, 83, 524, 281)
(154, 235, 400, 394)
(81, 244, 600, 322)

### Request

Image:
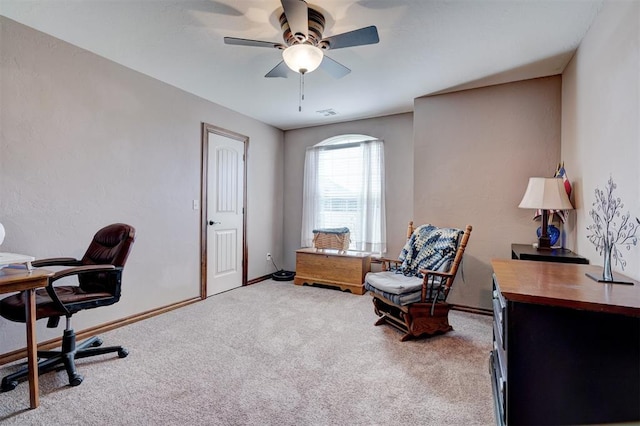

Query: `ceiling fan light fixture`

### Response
(282, 44, 323, 74)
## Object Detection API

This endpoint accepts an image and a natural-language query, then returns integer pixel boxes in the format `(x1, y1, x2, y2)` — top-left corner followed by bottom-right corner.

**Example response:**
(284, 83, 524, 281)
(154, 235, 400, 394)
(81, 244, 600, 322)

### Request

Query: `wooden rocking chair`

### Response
(365, 221, 472, 341)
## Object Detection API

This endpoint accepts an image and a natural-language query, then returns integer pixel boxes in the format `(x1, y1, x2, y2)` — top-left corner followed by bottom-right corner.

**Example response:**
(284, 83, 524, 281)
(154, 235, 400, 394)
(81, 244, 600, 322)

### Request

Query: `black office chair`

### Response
(0, 223, 135, 391)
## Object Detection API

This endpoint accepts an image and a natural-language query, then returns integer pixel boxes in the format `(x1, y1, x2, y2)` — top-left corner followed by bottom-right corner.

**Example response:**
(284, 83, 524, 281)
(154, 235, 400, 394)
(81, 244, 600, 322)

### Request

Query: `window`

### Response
(301, 134, 386, 254)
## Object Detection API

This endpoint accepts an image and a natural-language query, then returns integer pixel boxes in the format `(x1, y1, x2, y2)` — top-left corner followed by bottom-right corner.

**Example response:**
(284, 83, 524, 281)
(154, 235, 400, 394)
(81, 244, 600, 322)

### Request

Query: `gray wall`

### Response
(0, 17, 284, 353)
(561, 0, 639, 281)
(414, 77, 562, 309)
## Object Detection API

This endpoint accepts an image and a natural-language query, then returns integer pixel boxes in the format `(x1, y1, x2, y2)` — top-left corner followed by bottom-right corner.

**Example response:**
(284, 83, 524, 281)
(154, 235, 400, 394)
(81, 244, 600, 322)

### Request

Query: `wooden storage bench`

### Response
(294, 248, 371, 295)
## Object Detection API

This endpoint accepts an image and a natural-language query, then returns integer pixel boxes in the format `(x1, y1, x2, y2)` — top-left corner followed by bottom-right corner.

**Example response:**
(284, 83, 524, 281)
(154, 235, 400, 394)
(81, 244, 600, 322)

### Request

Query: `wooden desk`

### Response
(490, 259, 639, 425)
(0, 267, 53, 409)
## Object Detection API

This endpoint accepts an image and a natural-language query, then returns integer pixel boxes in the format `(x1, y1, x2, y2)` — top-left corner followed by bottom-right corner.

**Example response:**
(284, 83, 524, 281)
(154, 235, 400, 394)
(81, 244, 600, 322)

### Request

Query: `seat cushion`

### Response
(364, 271, 423, 306)
(364, 282, 423, 306)
(364, 271, 445, 306)
(365, 271, 422, 295)
(0, 286, 114, 323)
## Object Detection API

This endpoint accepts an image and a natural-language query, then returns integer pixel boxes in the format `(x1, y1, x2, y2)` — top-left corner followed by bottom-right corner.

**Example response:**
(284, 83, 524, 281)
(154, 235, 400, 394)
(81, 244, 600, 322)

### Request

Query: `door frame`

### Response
(200, 122, 248, 299)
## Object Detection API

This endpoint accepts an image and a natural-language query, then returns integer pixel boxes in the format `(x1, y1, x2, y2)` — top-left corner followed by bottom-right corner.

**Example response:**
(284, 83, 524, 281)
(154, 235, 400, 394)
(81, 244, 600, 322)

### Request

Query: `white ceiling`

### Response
(0, 0, 603, 130)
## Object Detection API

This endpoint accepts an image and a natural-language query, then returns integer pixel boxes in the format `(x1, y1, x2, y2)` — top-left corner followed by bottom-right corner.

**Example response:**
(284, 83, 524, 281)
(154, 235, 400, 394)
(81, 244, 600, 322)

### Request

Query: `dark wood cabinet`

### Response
(511, 243, 589, 264)
(490, 259, 640, 425)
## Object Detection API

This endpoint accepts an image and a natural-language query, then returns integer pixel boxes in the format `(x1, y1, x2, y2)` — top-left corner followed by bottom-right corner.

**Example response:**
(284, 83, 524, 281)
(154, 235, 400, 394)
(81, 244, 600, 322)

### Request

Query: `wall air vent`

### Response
(317, 109, 338, 117)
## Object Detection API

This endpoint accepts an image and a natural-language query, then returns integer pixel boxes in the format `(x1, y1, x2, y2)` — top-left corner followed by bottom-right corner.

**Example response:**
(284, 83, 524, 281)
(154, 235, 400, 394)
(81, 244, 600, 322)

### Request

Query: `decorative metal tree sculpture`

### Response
(586, 176, 639, 283)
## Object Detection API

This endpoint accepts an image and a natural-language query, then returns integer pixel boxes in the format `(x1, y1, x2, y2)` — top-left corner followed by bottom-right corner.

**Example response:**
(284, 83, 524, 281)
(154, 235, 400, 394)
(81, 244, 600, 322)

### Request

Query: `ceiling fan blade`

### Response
(265, 61, 291, 78)
(321, 26, 380, 50)
(319, 55, 351, 79)
(224, 37, 284, 49)
(281, 0, 309, 42)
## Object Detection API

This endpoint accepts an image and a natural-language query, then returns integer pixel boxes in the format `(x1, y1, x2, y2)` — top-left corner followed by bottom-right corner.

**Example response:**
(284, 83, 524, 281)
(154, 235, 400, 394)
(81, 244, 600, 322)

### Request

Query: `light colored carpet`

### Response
(0, 280, 495, 425)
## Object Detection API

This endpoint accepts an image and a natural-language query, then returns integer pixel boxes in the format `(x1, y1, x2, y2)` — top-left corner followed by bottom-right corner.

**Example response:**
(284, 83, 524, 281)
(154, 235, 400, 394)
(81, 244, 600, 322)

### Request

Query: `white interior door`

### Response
(206, 129, 245, 296)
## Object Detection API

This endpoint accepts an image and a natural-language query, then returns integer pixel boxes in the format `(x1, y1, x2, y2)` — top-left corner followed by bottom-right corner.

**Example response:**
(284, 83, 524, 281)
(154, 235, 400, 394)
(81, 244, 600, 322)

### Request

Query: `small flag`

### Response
(553, 163, 572, 223)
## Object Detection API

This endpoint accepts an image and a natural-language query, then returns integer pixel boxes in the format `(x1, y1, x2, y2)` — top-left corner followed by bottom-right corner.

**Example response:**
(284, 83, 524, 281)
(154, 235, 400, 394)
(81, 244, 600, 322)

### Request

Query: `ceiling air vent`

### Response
(317, 109, 338, 117)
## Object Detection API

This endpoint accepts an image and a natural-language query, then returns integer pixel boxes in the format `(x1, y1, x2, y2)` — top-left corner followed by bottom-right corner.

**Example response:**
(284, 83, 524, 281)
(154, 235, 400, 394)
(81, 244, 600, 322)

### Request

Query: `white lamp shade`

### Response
(518, 177, 574, 210)
(282, 44, 324, 74)
(0, 223, 4, 245)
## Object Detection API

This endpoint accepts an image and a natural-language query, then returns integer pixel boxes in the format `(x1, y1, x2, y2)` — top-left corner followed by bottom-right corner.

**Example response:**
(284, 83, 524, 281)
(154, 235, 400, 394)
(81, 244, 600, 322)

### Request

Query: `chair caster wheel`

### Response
(91, 338, 103, 347)
(1, 380, 18, 392)
(117, 348, 129, 358)
(69, 374, 83, 387)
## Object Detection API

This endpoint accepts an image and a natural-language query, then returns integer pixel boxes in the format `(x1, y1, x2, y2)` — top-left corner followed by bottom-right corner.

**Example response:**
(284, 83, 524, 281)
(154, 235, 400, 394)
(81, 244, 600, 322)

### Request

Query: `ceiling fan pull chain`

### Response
(298, 72, 301, 112)
(299, 72, 305, 112)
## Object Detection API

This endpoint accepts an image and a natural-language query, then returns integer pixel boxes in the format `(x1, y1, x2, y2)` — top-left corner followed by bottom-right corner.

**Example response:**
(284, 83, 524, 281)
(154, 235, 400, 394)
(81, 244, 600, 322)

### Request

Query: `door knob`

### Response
(208, 220, 221, 225)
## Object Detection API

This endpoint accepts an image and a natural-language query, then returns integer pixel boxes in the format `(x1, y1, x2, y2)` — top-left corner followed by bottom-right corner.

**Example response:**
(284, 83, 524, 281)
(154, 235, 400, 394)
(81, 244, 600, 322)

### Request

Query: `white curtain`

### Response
(301, 147, 320, 248)
(301, 139, 386, 254)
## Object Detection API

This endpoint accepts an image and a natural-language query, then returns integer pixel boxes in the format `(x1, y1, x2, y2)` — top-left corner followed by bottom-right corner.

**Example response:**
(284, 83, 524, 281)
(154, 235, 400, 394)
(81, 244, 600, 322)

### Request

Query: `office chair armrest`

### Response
(32, 257, 83, 268)
(46, 265, 119, 317)
(50, 264, 117, 282)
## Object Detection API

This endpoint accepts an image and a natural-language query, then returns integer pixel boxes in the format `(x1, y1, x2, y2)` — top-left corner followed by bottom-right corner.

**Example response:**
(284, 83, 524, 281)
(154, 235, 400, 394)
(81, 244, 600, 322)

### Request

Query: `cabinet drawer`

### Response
(492, 274, 506, 309)
(493, 336, 507, 382)
(493, 297, 505, 349)
(492, 273, 507, 351)
(490, 350, 506, 426)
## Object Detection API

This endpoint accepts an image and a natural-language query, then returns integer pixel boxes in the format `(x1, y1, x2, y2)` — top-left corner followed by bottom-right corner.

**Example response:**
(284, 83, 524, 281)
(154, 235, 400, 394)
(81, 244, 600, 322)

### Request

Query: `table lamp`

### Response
(519, 177, 574, 250)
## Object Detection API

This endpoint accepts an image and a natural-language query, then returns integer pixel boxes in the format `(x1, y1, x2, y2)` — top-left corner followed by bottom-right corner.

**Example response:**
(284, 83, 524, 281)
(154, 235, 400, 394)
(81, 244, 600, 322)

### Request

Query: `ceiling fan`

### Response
(223, 0, 380, 79)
